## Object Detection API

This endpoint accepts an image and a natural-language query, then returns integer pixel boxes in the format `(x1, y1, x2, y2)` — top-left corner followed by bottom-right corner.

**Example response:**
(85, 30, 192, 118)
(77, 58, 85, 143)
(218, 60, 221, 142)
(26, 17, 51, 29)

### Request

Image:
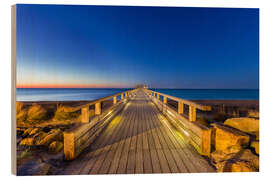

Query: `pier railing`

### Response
(65, 89, 137, 123)
(64, 89, 137, 160)
(145, 89, 212, 156)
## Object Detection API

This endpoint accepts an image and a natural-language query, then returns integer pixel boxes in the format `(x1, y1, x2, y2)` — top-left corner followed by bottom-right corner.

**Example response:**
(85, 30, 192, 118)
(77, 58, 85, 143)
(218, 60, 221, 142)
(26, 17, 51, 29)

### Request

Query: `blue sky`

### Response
(16, 5, 259, 89)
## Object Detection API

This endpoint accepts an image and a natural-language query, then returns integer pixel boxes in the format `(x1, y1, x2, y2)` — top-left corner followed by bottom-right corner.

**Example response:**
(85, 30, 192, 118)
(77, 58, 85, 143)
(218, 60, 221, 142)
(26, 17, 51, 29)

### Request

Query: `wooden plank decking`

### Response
(59, 90, 215, 174)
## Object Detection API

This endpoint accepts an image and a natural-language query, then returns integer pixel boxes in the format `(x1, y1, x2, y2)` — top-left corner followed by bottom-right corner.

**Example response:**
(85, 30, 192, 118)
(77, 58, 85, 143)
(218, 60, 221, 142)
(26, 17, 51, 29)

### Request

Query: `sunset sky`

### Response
(16, 5, 259, 89)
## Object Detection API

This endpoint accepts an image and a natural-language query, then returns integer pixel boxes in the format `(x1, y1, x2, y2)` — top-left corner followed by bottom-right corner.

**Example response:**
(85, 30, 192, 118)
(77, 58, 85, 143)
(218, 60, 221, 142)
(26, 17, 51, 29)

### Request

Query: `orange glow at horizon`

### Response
(16, 83, 131, 88)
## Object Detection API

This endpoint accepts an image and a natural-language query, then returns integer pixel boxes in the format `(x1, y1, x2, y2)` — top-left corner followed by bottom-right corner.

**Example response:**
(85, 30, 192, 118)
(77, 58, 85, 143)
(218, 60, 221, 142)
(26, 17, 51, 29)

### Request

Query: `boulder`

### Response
(49, 141, 63, 153)
(35, 129, 62, 146)
(211, 150, 235, 163)
(216, 160, 258, 172)
(251, 141, 259, 155)
(224, 118, 259, 134)
(212, 123, 250, 153)
(20, 138, 34, 146)
(212, 149, 259, 172)
(22, 128, 33, 137)
(29, 128, 40, 136)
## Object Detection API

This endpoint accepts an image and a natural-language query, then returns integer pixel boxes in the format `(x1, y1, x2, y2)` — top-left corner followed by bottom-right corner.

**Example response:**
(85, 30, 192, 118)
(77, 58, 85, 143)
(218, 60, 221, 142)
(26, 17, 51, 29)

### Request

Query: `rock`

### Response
(248, 110, 259, 118)
(212, 123, 250, 153)
(27, 104, 48, 121)
(29, 128, 40, 136)
(251, 141, 259, 155)
(35, 129, 62, 146)
(22, 128, 33, 137)
(20, 138, 34, 146)
(211, 149, 259, 172)
(211, 151, 235, 163)
(224, 118, 259, 134)
(216, 160, 258, 172)
(49, 141, 63, 153)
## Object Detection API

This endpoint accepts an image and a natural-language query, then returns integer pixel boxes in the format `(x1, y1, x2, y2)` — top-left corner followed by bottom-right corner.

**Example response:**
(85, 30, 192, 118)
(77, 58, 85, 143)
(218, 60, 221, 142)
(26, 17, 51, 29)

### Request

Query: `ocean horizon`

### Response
(16, 88, 259, 101)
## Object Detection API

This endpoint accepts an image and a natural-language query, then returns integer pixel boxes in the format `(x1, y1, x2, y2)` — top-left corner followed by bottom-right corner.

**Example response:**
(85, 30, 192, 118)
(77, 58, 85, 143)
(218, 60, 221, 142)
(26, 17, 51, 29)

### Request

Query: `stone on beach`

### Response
(35, 129, 62, 146)
(251, 141, 259, 155)
(29, 128, 40, 136)
(20, 138, 35, 146)
(22, 128, 34, 137)
(212, 149, 259, 172)
(224, 117, 259, 134)
(216, 160, 257, 172)
(212, 123, 250, 154)
(49, 141, 63, 153)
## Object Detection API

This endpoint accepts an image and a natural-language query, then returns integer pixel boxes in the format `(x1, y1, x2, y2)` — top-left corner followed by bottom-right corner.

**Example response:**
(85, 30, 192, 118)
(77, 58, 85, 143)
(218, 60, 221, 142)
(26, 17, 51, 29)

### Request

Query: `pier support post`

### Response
(189, 106, 196, 121)
(178, 102, 184, 114)
(95, 102, 101, 115)
(81, 106, 89, 123)
(113, 96, 117, 104)
(121, 93, 124, 100)
(163, 97, 167, 104)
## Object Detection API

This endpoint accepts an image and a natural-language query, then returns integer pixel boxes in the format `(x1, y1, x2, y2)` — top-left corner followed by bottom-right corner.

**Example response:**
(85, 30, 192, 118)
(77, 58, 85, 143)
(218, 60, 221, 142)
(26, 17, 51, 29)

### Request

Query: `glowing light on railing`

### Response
(159, 111, 190, 138)
(167, 110, 176, 118)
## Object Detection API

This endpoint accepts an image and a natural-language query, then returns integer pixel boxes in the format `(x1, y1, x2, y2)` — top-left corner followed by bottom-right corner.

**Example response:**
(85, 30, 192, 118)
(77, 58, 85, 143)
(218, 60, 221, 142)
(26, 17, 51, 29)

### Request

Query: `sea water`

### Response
(16, 88, 259, 101)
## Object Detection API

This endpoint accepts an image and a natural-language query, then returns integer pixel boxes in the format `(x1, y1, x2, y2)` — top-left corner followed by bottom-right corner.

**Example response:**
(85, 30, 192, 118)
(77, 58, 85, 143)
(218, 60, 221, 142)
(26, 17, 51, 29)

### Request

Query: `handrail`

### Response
(64, 88, 137, 160)
(145, 88, 211, 122)
(146, 89, 211, 111)
(61, 88, 137, 123)
(144, 89, 212, 156)
(63, 89, 137, 113)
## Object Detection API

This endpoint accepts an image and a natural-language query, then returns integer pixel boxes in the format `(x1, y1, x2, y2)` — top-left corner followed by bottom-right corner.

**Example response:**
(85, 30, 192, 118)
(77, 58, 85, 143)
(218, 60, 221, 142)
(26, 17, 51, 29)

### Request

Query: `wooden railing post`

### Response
(81, 106, 89, 123)
(157, 94, 160, 100)
(201, 128, 212, 156)
(95, 102, 101, 115)
(163, 96, 167, 104)
(121, 93, 124, 100)
(64, 132, 75, 160)
(113, 96, 117, 104)
(189, 106, 196, 121)
(178, 102, 184, 114)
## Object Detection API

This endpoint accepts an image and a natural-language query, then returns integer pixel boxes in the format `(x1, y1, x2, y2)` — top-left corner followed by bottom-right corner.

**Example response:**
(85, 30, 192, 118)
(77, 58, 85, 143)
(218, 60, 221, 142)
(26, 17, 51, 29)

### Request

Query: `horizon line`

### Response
(16, 87, 259, 90)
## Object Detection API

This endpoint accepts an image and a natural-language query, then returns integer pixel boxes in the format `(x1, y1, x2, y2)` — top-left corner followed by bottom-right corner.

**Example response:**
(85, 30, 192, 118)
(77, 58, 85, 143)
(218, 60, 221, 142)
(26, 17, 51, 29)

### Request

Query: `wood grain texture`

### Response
(59, 90, 215, 174)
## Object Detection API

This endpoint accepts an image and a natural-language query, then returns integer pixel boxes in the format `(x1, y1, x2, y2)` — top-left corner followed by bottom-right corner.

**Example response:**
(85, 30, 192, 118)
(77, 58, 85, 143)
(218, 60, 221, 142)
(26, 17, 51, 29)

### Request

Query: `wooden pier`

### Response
(60, 88, 215, 174)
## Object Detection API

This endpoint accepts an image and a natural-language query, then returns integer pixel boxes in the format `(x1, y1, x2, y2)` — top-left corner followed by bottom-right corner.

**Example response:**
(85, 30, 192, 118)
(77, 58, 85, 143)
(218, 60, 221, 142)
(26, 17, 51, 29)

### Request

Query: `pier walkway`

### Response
(60, 90, 215, 174)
